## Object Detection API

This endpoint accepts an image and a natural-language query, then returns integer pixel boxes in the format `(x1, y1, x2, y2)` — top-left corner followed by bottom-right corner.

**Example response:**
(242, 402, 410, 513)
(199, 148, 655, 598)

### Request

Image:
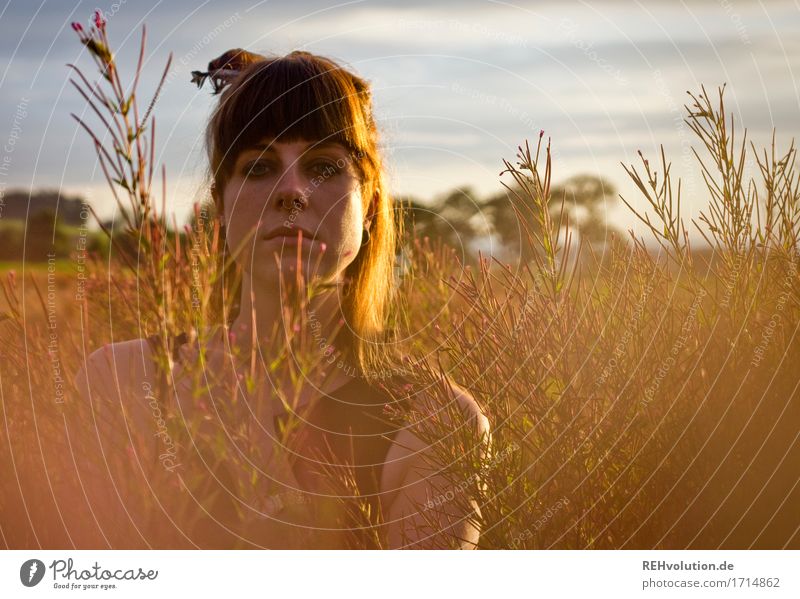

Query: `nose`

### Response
(273, 164, 309, 212)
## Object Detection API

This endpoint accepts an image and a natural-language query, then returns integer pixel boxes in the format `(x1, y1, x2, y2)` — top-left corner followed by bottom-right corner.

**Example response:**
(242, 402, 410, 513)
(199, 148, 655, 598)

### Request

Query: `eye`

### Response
(309, 159, 342, 177)
(243, 160, 272, 177)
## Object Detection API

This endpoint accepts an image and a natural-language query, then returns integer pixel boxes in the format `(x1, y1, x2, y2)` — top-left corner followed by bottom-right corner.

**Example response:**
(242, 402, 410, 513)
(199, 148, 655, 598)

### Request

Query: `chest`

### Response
(165, 367, 405, 501)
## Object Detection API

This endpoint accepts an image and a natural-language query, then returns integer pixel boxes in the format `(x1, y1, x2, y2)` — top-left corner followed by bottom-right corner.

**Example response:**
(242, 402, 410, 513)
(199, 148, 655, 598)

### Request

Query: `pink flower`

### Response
(71, 22, 83, 32)
(320, 242, 327, 252)
(93, 10, 106, 29)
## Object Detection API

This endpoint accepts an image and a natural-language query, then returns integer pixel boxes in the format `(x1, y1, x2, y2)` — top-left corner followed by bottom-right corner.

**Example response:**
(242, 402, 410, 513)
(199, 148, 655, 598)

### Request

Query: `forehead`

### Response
(239, 137, 349, 156)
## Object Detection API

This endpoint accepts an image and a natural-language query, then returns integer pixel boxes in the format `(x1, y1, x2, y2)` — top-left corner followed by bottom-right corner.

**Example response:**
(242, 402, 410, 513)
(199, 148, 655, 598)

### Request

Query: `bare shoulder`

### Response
(69, 338, 163, 547)
(438, 379, 491, 437)
(394, 377, 490, 450)
(379, 376, 491, 548)
(72, 338, 161, 464)
(73, 337, 158, 398)
(380, 376, 492, 499)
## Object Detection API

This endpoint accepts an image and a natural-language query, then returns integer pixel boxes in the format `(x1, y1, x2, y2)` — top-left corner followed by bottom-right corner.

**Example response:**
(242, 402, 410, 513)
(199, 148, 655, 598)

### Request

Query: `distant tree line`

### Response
(400, 173, 620, 265)
(0, 189, 105, 262)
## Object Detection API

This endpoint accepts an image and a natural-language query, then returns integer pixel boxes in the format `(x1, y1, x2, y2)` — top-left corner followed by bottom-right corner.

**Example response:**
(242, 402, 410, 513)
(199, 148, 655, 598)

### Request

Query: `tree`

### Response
(484, 174, 620, 261)
(397, 186, 486, 265)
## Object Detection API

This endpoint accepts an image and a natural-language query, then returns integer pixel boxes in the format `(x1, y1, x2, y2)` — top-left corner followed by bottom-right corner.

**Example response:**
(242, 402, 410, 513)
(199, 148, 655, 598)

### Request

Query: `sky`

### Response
(0, 0, 798, 243)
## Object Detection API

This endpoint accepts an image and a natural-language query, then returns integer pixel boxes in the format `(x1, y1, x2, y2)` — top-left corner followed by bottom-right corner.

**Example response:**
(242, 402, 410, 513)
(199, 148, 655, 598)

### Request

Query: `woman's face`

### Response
(220, 137, 369, 286)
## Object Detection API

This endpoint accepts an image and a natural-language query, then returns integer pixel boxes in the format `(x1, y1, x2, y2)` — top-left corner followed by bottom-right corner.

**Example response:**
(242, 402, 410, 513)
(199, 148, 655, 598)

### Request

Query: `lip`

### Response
(262, 225, 316, 241)
(264, 235, 314, 244)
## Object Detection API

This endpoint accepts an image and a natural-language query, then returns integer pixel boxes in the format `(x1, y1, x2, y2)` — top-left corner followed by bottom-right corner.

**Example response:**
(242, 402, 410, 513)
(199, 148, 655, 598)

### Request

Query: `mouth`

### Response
(262, 227, 316, 242)
(264, 235, 314, 243)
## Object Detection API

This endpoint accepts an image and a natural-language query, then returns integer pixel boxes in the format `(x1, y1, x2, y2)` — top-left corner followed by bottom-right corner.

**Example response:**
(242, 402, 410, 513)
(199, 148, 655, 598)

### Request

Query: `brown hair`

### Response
(203, 50, 401, 376)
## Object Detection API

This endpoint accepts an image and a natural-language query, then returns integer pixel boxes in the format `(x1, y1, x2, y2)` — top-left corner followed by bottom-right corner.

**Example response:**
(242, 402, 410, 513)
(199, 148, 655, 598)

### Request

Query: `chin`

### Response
(244, 255, 333, 286)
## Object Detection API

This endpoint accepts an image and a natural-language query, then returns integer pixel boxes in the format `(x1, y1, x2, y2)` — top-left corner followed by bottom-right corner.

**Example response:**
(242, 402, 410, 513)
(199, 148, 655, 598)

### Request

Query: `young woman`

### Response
(74, 49, 490, 549)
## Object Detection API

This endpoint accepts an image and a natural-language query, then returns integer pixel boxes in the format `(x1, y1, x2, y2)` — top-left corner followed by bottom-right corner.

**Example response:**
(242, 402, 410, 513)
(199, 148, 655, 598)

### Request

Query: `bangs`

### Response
(212, 53, 369, 179)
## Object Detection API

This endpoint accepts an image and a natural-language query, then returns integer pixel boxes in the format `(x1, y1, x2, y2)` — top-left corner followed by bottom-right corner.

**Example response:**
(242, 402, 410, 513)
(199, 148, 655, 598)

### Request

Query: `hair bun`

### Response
(190, 48, 266, 95)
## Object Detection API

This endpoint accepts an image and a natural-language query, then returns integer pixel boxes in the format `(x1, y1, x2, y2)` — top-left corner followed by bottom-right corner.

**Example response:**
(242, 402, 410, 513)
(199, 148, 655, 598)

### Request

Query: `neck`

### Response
(228, 273, 353, 370)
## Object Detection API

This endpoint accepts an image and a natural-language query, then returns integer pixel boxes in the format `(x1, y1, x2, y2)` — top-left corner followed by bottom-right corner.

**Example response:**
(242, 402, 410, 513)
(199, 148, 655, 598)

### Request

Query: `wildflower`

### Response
(93, 10, 106, 30)
(70, 13, 114, 82)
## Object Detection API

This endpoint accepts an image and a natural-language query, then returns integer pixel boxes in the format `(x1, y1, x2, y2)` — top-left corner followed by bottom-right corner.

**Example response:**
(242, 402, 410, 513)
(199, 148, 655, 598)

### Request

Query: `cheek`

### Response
(327, 194, 364, 257)
(223, 184, 264, 248)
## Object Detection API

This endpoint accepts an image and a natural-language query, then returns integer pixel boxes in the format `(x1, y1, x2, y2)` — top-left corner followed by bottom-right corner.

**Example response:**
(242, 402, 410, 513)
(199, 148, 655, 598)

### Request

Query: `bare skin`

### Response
(73, 138, 490, 548)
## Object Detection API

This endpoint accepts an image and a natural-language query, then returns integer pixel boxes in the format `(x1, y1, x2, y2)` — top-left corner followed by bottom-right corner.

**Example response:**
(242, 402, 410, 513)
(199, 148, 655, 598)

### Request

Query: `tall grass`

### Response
(1, 18, 797, 549)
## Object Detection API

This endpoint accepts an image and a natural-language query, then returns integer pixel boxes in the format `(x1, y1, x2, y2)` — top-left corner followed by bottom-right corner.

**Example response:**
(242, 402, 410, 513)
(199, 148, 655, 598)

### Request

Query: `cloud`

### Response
(0, 0, 796, 237)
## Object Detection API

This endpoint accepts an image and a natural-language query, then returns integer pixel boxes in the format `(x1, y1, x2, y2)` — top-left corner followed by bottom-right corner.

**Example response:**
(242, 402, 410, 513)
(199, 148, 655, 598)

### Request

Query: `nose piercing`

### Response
(280, 196, 307, 211)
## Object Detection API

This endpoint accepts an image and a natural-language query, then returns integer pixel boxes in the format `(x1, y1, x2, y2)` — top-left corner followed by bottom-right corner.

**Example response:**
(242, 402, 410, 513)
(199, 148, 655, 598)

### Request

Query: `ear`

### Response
(363, 189, 378, 229)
